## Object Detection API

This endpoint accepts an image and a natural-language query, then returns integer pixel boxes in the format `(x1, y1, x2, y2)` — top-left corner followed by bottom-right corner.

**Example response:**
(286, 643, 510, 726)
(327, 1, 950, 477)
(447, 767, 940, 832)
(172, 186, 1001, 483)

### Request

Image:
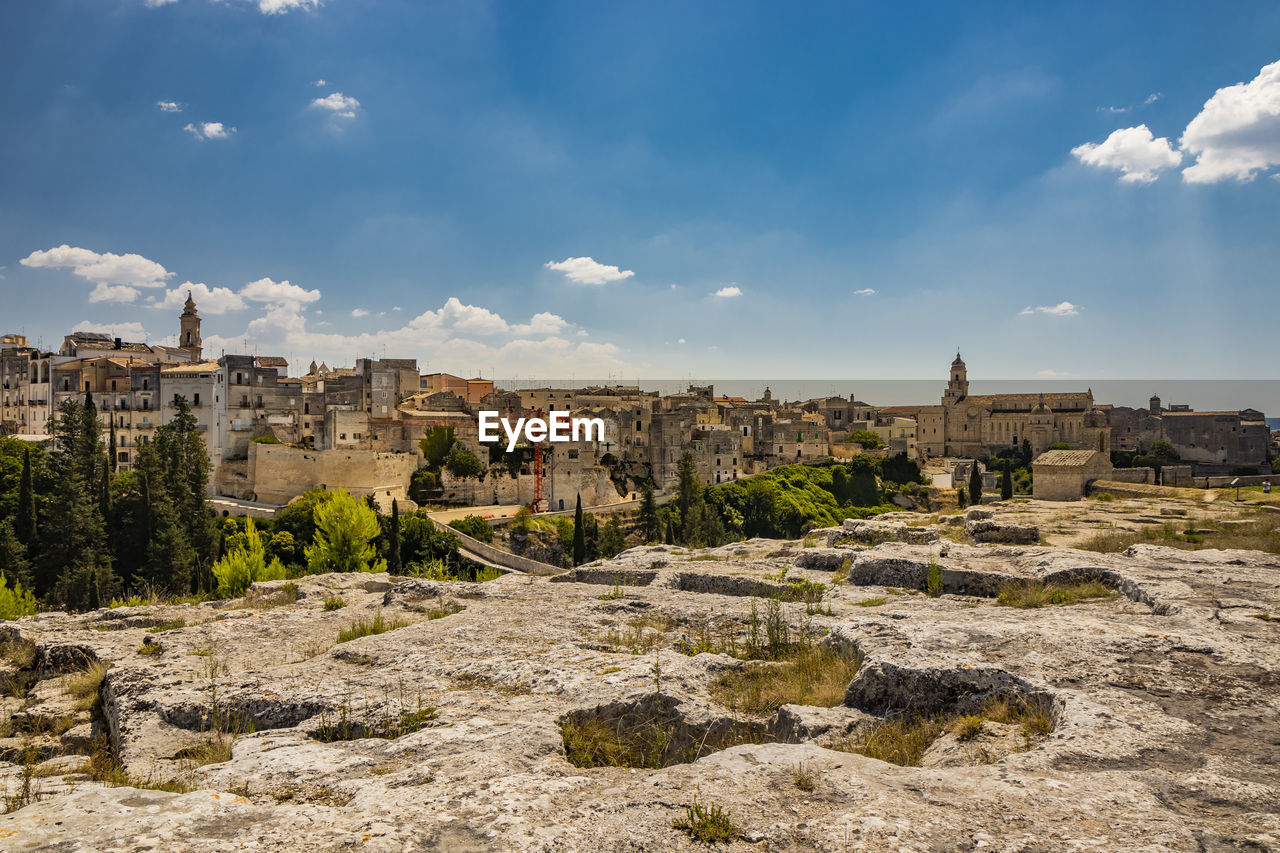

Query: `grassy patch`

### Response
(314, 699, 438, 742)
(672, 798, 737, 844)
(995, 579, 1116, 609)
(136, 641, 164, 656)
(323, 594, 346, 611)
(1250, 612, 1273, 622)
(854, 597, 886, 607)
(241, 582, 300, 610)
(792, 761, 816, 791)
(560, 711, 765, 770)
(147, 619, 186, 633)
(711, 644, 860, 715)
(336, 609, 412, 643)
(63, 661, 109, 712)
(1078, 513, 1280, 555)
(949, 714, 983, 741)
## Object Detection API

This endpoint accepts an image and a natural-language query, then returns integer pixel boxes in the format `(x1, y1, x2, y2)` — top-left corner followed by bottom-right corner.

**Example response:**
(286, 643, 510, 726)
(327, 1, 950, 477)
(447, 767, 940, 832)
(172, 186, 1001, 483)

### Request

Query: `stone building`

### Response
(1106, 395, 1267, 471)
(1032, 449, 1115, 501)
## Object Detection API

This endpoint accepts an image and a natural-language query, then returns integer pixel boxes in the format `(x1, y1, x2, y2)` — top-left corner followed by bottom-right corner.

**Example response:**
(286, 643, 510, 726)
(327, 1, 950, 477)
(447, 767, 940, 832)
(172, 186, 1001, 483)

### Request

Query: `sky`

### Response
(1, 0, 1278, 381)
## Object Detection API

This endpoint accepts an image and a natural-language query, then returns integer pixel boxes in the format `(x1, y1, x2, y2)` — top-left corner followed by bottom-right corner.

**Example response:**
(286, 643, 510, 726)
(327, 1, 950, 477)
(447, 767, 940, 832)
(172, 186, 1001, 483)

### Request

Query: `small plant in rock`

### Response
(337, 609, 412, 643)
(63, 661, 109, 712)
(323, 594, 346, 611)
(855, 597, 886, 607)
(601, 576, 626, 601)
(672, 797, 737, 844)
(995, 579, 1115, 609)
(950, 714, 984, 741)
(137, 640, 164, 656)
(792, 761, 816, 792)
(147, 619, 187, 633)
(925, 561, 944, 597)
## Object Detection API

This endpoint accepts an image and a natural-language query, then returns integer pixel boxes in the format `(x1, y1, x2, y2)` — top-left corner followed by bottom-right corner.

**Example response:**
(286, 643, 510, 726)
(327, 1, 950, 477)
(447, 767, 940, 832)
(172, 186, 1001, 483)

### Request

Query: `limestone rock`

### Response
(965, 518, 1040, 544)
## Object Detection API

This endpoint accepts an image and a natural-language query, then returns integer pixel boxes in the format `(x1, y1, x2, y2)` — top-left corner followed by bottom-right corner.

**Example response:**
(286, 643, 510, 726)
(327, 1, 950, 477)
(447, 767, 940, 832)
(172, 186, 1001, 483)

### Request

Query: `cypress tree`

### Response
(572, 494, 586, 567)
(88, 570, 100, 611)
(388, 499, 403, 575)
(664, 518, 675, 545)
(957, 485, 968, 509)
(108, 417, 117, 474)
(675, 452, 699, 539)
(1001, 461, 1013, 501)
(968, 462, 983, 506)
(637, 483, 659, 543)
(16, 446, 35, 547)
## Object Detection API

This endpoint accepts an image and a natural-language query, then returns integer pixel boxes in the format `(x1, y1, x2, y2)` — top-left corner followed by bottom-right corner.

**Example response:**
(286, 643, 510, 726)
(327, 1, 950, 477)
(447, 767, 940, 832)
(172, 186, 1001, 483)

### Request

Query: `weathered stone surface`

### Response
(965, 518, 1041, 544)
(0, 510, 1277, 852)
(841, 518, 939, 545)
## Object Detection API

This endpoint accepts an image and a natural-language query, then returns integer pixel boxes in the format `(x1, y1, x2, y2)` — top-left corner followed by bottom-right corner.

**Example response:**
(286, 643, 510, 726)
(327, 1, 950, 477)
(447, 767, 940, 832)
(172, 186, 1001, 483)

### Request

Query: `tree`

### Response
(675, 452, 700, 538)
(968, 462, 983, 506)
(419, 426, 456, 470)
(0, 519, 30, 586)
(1150, 439, 1180, 461)
(155, 396, 216, 589)
(881, 452, 922, 485)
(572, 494, 586, 566)
(408, 468, 439, 503)
(844, 457, 880, 506)
(387, 499, 403, 575)
(597, 518, 627, 558)
(1001, 461, 1013, 501)
(305, 488, 386, 574)
(444, 448, 483, 480)
(273, 488, 336, 549)
(0, 570, 37, 620)
(637, 483, 659, 543)
(831, 466, 849, 503)
(847, 430, 883, 449)
(448, 514, 493, 543)
(1047, 442, 1071, 451)
(957, 485, 968, 509)
(742, 478, 779, 538)
(16, 446, 35, 548)
(212, 518, 286, 597)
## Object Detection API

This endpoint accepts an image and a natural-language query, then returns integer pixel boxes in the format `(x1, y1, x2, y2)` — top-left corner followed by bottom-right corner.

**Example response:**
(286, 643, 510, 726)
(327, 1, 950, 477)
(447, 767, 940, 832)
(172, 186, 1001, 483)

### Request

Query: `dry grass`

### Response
(146, 619, 186, 633)
(1077, 513, 1280, 555)
(711, 644, 861, 715)
(672, 798, 737, 844)
(63, 661, 109, 712)
(792, 761, 816, 791)
(560, 712, 765, 770)
(995, 579, 1116, 609)
(949, 714, 983, 741)
(336, 609, 413, 643)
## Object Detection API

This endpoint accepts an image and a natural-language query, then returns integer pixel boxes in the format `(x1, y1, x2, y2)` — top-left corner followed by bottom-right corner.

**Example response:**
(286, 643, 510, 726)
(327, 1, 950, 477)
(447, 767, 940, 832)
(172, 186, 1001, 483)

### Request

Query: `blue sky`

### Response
(2, 0, 1278, 380)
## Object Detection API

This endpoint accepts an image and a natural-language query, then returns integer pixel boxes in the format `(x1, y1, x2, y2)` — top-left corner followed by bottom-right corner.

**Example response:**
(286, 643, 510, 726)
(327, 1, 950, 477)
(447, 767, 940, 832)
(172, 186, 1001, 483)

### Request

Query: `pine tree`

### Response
(1001, 461, 1013, 501)
(388, 499, 403, 575)
(957, 485, 968, 509)
(16, 446, 35, 547)
(88, 570, 100, 610)
(108, 417, 117, 474)
(968, 462, 983, 507)
(637, 483, 659, 543)
(675, 452, 699, 539)
(572, 494, 586, 567)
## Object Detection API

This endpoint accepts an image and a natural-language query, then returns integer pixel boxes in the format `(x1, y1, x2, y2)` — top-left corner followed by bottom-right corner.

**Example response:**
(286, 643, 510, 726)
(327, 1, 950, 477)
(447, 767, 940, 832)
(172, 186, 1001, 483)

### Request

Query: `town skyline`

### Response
(2, 2, 1279, 379)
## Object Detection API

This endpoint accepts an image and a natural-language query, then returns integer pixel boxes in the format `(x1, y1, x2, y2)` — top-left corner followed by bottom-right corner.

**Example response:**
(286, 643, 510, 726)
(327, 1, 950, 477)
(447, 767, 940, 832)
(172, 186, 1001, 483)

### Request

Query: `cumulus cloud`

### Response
(1019, 302, 1081, 317)
(20, 245, 173, 303)
(156, 100, 182, 112)
(72, 320, 149, 340)
(1097, 105, 1129, 114)
(184, 121, 235, 140)
(159, 282, 246, 314)
(713, 286, 742, 298)
(854, 288, 876, 296)
(311, 91, 360, 119)
(204, 297, 622, 376)
(313, 79, 327, 87)
(1072, 125, 1182, 183)
(1145, 93, 1162, 105)
(1181, 59, 1280, 183)
(241, 277, 322, 308)
(351, 308, 369, 317)
(256, 0, 319, 12)
(544, 256, 635, 285)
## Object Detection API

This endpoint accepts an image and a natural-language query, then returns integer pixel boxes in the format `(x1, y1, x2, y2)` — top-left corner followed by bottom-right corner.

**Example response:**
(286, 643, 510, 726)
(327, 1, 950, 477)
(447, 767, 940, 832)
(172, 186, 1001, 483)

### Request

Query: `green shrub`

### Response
(305, 489, 386, 574)
(0, 572, 37, 620)
(672, 798, 737, 844)
(449, 515, 494, 543)
(212, 518, 288, 597)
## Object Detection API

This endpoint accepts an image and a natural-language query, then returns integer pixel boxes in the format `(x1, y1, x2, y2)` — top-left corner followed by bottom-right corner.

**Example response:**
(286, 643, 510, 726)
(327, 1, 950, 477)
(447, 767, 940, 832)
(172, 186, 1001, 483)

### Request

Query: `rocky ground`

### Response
(0, 496, 1277, 851)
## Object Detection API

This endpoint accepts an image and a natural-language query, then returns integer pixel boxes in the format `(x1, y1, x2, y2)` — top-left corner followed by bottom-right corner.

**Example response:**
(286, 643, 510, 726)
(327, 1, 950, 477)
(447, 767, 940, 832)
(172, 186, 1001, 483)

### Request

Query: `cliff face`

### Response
(1, 501, 1278, 851)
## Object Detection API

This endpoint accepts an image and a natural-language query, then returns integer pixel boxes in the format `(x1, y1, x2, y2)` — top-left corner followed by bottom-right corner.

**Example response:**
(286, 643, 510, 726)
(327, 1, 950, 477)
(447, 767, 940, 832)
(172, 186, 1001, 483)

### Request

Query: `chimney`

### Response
(114, 337, 122, 350)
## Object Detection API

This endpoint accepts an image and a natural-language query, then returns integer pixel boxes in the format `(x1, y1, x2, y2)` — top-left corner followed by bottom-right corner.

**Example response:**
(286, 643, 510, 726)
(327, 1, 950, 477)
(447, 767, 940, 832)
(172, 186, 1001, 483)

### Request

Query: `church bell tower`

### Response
(943, 352, 969, 404)
(180, 292, 202, 361)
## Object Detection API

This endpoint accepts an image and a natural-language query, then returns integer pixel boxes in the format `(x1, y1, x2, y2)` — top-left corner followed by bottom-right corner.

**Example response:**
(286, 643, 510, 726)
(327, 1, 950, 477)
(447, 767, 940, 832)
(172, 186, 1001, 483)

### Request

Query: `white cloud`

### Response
(1036, 369, 1069, 377)
(1019, 302, 1081, 317)
(144, 0, 178, 6)
(544, 256, 635, 285)
(1071, 124, 1182, 183)
(713, 286, 742, 298)
(854, 288, 876, 296)
(351, 308, 369, 317)
(311, 92, 360, 119)
(184, 121, 235, 141)
(1097, 105, 1129, 114)
(313, 79, 327, 87)
(20, 245, 173, 302)
(72, 320, 149, 340)
(241, 277, 322, 308)
(156, 100, 182, 112)
(677, 338, 686, 344)
(256, 0, 319, 12)
(1181, 59, 1280, 183)
(1145, 92, 1162, 105)
(159, 282, 246, 314)
(392, 306, 402, 312)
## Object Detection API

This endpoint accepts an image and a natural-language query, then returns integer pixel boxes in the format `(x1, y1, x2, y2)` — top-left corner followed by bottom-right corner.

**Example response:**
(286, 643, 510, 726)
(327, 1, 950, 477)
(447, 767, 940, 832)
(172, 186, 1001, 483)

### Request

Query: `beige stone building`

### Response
(1032, 449, 1114, 501)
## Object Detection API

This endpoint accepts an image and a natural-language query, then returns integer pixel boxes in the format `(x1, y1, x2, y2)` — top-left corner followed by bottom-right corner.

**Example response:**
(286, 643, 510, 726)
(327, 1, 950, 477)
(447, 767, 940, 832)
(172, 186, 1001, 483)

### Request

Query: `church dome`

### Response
(951, 351, 966, 368)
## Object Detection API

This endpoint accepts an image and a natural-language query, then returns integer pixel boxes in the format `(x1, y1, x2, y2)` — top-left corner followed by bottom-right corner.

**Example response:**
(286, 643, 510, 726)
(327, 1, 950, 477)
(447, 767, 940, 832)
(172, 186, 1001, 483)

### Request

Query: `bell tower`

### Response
(943, 352, 968, 404)
(180, 291, 202, 361)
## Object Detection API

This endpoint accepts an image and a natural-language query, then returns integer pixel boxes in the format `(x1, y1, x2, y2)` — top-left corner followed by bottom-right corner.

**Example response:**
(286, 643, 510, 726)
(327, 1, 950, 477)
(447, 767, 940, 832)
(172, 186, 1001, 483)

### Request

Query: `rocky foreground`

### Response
(1, 504, 1278, 851)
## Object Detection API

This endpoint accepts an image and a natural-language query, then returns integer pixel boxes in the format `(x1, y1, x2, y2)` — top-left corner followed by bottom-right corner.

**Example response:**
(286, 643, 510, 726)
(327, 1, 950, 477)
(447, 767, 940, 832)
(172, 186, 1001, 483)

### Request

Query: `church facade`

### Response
(889, 354, 1110, 460)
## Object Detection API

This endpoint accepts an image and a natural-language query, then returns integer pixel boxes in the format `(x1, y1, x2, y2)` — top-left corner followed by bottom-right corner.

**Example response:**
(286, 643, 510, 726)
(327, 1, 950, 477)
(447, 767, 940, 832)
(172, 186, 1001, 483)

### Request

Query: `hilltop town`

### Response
(1, 297, 1273, 518)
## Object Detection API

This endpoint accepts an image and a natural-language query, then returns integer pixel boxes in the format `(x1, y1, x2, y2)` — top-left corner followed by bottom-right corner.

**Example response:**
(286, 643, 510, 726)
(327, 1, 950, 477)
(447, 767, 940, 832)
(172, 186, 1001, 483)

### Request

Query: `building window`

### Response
(193, 393, 200, 406)
(142, 399, 149, 411)
(305, 402, 310, 414)
(142, 379, 149, 390)
(340, 433, 346, 440)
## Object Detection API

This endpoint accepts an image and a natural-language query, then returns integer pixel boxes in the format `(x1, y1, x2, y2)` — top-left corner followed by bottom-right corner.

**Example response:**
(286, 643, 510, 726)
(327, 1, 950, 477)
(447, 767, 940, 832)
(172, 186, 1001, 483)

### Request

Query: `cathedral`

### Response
(898, 354, 1110, 460)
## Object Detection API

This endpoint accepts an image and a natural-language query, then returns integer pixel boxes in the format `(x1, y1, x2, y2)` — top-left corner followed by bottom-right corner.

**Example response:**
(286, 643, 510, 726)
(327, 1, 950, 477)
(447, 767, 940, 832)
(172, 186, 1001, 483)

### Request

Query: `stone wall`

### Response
(1107, 467, 1155, 484)
(246, 442, 420, 505)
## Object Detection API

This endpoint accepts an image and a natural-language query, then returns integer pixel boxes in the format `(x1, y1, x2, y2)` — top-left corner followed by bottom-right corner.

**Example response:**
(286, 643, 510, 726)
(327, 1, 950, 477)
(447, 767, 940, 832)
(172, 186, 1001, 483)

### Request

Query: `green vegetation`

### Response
(314, 690, 438, 742)
(444, 447, 483, 480)
(64, 661, 109, 712)
(560, 712, 764, 771)
(672, 798, 737, 844)
(147, 619, 187, 633)
(0, 570, 37, 620)
(448, 514, 494, 543)
(847, 429, 883, 449)
(211, 518, 287, 597)
(323, 594, 346, 611)
(250, 434, 282, 444)
(1078, 513, 1280, 555)
(305, 488, 386, 574)
(792, 762, 816, 791)
(855, 596, 886, 607)
(995, 578, 1116, 608)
